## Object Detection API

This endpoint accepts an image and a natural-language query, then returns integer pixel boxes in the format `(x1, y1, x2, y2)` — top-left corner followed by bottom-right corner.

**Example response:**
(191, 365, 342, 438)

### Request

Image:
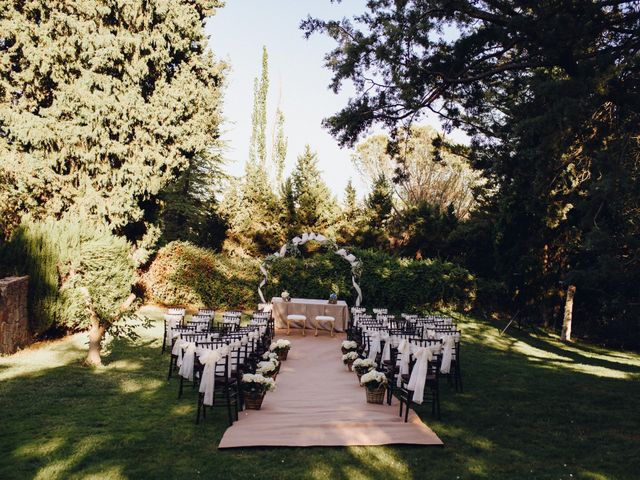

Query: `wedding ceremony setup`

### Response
(1, 0, 639, 478)
(164, 301, 459, 448)
(161, 232, 462, 447)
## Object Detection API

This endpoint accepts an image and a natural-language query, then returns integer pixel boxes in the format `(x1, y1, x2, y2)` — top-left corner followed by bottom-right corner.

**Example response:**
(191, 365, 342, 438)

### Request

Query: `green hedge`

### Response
(265, 249, 475, 311)
(142, 241, 260, 309)
(144, 242, 476, 312)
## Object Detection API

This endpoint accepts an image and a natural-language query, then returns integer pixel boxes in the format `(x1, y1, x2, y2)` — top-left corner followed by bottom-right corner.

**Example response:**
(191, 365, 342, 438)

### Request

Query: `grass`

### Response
(1, 305, 639, 480)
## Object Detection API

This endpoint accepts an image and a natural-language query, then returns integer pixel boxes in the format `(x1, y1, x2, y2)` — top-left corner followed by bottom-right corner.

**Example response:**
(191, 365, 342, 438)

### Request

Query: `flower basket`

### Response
(242, 373, 275, 410)
(342, 351, 358, 371)
(245, 391, 266, 410)
(365, 385, 386, 404)
(341, 340, 358, 355)
(360, 370, 388, 403)
(270, 339, 291, 361)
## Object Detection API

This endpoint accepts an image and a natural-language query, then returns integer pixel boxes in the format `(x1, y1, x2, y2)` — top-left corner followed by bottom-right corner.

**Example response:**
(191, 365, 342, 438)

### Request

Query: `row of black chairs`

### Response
(162, 307, 274, 426)
(348, 307, 463, 420)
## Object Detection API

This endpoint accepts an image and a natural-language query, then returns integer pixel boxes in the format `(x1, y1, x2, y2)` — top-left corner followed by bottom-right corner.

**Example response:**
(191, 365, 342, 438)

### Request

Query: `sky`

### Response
(205, 1, 464, 199)
(205, 0, 373, 199)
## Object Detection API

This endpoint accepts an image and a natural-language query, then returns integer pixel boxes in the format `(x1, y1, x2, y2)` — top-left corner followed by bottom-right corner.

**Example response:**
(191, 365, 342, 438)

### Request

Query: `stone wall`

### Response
(0, 276, 30, 354)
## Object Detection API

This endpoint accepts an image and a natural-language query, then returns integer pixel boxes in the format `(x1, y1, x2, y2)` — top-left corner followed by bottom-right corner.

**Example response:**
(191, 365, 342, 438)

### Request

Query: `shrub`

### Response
(142, 241, 260, 309)
(0, 217, 137, 335)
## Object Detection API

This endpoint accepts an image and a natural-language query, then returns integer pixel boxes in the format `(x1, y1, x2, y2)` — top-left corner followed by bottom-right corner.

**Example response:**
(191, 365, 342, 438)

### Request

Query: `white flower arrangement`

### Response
(242, 373, 276, 393)
(281, 290, 291, 301)
(353, 358, 376, 375)
(341, 340, 358, 351)
(261, 351, 280, 365)
(342, 351, 359, 364)
(256, 360, 277, 375)
(269, 338, 291, 353)
(360, 370, 387, 390)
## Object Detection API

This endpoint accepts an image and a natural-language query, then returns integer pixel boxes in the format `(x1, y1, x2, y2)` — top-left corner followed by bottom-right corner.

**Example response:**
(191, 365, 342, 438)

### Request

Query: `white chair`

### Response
(286, 314, 306, 336)
(314, 315, 335, 337)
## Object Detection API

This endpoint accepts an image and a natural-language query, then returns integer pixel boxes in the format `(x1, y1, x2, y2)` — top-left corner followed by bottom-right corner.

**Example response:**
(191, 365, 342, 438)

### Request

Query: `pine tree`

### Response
(290, 145, 338, 232)
(0, 1, 226, 245)
(335, 179, 362, 245)
(361, 174, 393, 248)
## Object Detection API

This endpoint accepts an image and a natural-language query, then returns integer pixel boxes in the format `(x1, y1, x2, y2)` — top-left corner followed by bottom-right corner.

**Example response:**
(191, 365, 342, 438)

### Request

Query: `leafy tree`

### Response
(304, 1, 640, 346)
(0, 0, 226, 248)
(352, 125, 481, 218)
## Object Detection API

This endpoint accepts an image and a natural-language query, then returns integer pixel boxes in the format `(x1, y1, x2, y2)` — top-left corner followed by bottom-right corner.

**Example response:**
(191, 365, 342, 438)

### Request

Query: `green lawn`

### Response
(1, 306, 639, 480)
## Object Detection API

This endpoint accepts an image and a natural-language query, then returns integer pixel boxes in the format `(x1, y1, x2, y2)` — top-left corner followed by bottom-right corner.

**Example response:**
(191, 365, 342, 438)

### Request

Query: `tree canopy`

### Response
(304, 1, 640, 345)
(0, 0, 226, 247)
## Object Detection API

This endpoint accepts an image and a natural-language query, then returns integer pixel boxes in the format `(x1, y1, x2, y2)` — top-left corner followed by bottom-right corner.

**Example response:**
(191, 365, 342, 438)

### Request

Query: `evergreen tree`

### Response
(249, 46, 269, 167)
(305, 1, 640, 345)
(344, 180, 358, 215)
(290, 145, 338, 232)
(0, 0, 226, 361)
(160, 150, 227, 249)
(0, 0, 226, 247)
(335, 179, 362, 245)
(223, 47, 283, 255)
(272, 107, 288, 185)
(361, 174, 393, 248)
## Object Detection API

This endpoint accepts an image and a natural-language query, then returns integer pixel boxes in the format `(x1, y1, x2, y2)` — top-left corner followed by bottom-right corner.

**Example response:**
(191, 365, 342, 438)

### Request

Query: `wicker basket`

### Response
(244, 392, 266, 410)
(365, 385, 386, 404)
(276, 348, 289, 361)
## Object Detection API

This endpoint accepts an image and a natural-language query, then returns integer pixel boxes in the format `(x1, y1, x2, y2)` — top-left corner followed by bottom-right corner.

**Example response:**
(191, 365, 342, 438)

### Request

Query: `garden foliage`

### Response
(143, 241, 475, 312)
(0, 218, 138, 336)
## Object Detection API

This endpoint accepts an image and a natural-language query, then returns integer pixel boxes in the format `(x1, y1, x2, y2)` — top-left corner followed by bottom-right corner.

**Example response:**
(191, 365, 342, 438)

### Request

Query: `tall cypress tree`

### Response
(272, 107, 288, 186)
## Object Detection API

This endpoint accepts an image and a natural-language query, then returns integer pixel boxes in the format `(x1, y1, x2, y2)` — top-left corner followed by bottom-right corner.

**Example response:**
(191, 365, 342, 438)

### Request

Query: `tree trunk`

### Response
(83, 291, 136, 367)
(86, 313, 106, 367)
(561, 284, 576, 342)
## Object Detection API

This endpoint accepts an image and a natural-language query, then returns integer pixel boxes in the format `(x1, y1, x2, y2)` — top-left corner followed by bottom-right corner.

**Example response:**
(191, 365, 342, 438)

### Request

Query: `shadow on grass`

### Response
(0, 317, 639, 480)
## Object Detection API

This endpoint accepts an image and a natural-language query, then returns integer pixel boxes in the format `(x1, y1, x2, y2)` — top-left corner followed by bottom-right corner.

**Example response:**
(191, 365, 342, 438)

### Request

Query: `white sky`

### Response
(205, 1, 466, 199)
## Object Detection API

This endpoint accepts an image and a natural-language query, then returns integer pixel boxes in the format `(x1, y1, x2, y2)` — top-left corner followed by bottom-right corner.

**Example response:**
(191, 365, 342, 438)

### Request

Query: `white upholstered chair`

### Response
(314, 315, 335, 337)
(286, 314, 306, 336)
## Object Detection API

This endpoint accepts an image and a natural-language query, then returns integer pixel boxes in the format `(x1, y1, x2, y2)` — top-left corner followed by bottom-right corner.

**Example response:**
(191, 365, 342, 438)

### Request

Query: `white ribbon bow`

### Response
(440, 336, 456, 374)
(396, 340, 412, 387)
(172, 338, 186, 367)
(368, 333, 382, 360)
(178, 342, 197, 381)
(407, 346, 436, 404)
(198, 348, 225, 406)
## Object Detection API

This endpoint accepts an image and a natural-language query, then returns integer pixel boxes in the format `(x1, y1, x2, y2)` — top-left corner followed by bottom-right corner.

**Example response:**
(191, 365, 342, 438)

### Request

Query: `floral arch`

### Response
(258, 232, 363, 306)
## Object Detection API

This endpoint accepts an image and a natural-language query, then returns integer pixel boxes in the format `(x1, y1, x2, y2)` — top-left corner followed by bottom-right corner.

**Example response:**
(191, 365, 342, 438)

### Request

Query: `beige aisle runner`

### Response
(218, 333, 443, 448)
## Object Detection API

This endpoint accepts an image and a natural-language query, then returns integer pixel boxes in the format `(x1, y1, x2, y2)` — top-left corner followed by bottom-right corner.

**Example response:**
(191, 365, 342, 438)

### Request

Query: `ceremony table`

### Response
(271, 297, 350, 332)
